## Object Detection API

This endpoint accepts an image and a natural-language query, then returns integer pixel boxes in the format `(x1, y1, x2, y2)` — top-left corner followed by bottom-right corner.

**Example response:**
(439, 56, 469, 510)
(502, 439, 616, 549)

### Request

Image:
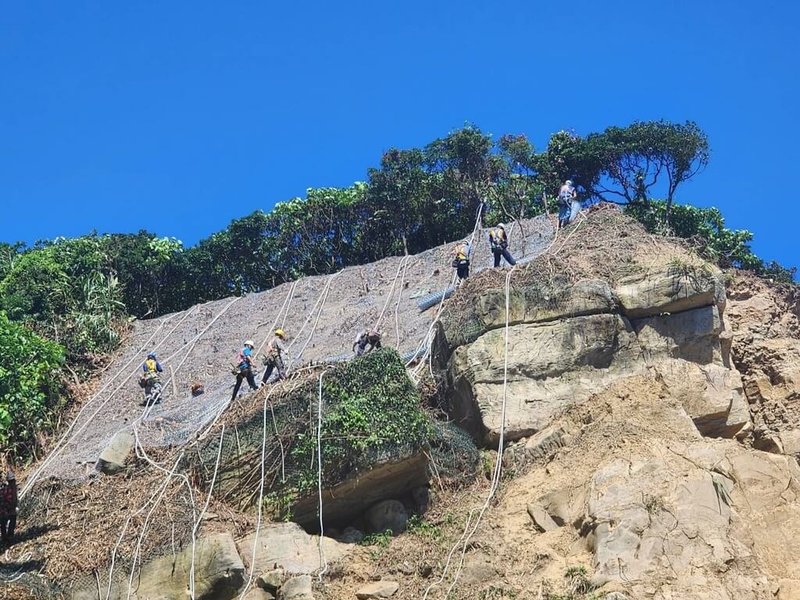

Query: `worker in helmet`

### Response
(488, 223, 516, 268)
(261, 329, 289, 385)
(353, 328, 382, 357)
(557, 180, 576, 229)
(232, 340, 259, 400)
(140, 352, 164, 405)
(451, 240, 471, 281)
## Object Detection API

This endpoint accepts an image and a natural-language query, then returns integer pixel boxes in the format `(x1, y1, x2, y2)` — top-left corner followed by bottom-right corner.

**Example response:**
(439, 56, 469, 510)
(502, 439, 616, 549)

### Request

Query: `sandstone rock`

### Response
(631, 304, 724, 365)
(654, 359, 750, 438)
(244, 587, 276, 599)
(237, 523, 349, 576)
(448, 313, 640, 443)
(523, 423, 574, 460)
(278, 575, 314, 600)
(355, 580, 400, 599)
(365, 499, 408, 534)
(615, 267, 723, 320)
(96, 430, 134, 474)
(527, 503, 559, 532)
(290, 453, 428, 528)
(258, 568, 285, 593)
(777, 579, 800, 600)
(337, 526, 364, 544)
(538, 487, 587, 529)
(130, 533, 244, 600)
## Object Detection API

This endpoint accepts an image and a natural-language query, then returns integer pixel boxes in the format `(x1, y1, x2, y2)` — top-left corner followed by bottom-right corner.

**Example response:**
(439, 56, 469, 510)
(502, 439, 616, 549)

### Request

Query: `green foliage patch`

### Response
(0, 312, 65, 458)
(626, 200, 796, 283)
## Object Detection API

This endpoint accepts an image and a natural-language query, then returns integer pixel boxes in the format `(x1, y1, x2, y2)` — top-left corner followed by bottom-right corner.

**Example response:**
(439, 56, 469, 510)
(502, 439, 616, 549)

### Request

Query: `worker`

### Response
(353, 329, 382, 357)
(558, 180, 578, 229)
(261, 329, 289, 385)
(451, 241, 471, 281)
(634, 170, 647, 204)
(488, 223, 516, 268)
(140, 352, 163, 405)
(0, 469, 17, 547)
(232, 340, 259, 400)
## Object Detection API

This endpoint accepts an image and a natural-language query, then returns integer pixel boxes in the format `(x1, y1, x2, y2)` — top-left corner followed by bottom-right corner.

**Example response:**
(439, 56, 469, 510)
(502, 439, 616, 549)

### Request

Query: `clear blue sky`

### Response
(1, 1, 797, 271)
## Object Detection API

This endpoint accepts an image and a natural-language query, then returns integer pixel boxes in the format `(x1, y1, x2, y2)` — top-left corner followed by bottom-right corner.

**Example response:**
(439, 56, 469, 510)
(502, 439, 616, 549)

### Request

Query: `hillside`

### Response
(4, 206, 800, 600)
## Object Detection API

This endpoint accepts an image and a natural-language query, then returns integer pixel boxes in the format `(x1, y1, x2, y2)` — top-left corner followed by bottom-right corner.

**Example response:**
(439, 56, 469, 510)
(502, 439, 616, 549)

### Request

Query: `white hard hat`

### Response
(497, 223, 506, 230)
(244, 340, 255, 348)
(565, 180, 573, 186)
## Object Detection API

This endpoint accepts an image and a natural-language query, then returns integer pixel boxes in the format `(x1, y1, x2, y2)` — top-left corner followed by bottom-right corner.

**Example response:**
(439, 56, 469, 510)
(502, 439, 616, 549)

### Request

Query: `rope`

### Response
(189, 424, 225, 599)
(394, 256, 412, 348)
(286, 273, 337, 371)
(316, 369, 332, 582)
(422, 265, 515, 599)
(20, 308, 193, 499)
(374, 255, 409, 331)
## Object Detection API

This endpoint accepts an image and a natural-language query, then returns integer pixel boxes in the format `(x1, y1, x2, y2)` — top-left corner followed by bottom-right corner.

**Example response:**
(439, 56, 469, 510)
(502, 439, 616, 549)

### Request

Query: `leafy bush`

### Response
(287, 348, 433, 496)
(0, 312, 65, 458)
(626, 200, 795, 283)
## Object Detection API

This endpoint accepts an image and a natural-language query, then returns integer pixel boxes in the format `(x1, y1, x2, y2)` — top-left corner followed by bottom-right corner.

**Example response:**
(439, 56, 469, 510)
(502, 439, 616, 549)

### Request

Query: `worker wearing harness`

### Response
(488, 223, 516, 268)
(232, 340, 259, 400)
(261, 329, 289, 385)
(140, 352, 163, 405)
(451, 241, 471, 281)
(353, 329, 382, 357)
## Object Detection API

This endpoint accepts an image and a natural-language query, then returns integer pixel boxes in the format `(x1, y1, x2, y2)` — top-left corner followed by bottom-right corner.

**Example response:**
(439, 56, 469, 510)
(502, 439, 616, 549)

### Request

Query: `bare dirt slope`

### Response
(36, 216, 554, 483)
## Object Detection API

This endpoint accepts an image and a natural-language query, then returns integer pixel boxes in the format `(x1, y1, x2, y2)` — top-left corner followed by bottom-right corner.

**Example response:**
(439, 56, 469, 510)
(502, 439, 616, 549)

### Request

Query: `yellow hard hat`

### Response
(275, 328, 286, 338)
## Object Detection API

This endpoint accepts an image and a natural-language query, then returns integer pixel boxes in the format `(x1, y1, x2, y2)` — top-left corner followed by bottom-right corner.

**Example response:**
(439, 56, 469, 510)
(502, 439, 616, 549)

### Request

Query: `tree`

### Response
(0, 311, 65, 459)
(589, 121, 709, 212)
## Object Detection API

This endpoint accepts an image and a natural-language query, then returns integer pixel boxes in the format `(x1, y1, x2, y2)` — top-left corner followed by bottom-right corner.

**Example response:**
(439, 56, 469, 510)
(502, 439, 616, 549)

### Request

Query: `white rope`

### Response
(286, 273, 337, 371)
(316, 369, 331, 582)
(394, 256, 413, 348)
(189, 424, 225, 599)
(20, 309, 191, 499)
(423, 266, 515, 599)
(237, 383, 283, 599)
(374, 255, 409, 331)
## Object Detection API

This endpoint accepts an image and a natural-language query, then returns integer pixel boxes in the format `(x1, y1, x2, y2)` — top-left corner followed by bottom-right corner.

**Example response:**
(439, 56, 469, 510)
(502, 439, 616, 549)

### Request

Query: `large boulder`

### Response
(74, 533, 245, 600)
(237, 522, 350, 576)
(441, 261, 747, 445)
(614, 266, 724, 320)
(586, 442, 800, 598)
(96, 430, 135, 475)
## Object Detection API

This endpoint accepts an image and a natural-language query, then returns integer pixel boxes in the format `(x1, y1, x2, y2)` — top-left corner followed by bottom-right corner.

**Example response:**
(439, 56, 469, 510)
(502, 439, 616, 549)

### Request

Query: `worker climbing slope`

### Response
(232, 340, 259, 400)
(451, 240, 471, 282)
(140, 352, 164, 406)
(353, 328, 382, 357)
(558, 180, 577, 230)
(261, 328, 289, 385)
(488, 223, 516, 268)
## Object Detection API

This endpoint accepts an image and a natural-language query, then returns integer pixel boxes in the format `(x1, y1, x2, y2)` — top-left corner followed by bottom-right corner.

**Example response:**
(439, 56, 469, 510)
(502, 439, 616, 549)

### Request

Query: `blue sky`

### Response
(1, 1, 797, 271)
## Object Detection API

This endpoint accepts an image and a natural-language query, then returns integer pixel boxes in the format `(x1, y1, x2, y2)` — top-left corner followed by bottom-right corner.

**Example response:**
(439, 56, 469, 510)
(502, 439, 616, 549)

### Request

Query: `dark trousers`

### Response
(456, 262, 470, 279)
(261, 355, 286, 384)
(355, 339, 381, 357)
(492, 248, 516, 268)
(0, 514, 16, 544)
(232, 368, 257, 400)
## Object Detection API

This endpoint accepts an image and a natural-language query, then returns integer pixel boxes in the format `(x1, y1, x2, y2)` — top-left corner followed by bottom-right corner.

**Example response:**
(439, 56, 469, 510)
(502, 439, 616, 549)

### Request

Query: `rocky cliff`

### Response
(5, 206, 799, 600)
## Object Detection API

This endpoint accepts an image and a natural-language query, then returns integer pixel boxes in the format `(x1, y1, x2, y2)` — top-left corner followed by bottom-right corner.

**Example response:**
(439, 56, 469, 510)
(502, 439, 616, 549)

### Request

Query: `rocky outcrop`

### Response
(74, 533, 245, 600)
(236, 523, 351, 576)
(96, 430, 134, 474)
(438, 263, 748, 445)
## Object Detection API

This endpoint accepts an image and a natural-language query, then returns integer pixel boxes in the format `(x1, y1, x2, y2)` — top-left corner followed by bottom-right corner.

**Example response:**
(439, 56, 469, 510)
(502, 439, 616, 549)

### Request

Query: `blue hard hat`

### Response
(147, 352, 157, 359)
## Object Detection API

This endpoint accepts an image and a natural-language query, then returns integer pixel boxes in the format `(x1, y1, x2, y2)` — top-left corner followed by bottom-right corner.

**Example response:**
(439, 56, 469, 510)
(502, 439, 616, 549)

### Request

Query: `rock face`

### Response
(438, 265, 749, 445)
(236, 522, 350, 576)
(74, 533, 245, 600)
(96, 430, 135, 474)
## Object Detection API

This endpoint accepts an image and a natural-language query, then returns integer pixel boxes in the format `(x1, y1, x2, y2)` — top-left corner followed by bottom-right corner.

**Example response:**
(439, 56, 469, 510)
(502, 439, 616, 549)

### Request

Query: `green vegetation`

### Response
(626, 201, 796, 282)
(1, 119, 793, 460)
(544, 565, 600, 600)
(194, 349, 432, 515)
(0, 312, 65, 459)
